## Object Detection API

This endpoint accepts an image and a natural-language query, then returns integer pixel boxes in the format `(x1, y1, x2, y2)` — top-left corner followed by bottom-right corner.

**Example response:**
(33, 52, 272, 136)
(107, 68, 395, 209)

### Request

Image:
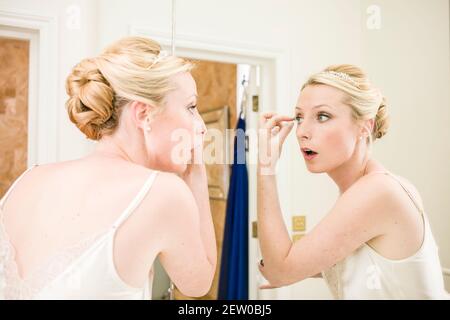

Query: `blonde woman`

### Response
(0, 37, 216, 299)
(257, 64, 448, 299)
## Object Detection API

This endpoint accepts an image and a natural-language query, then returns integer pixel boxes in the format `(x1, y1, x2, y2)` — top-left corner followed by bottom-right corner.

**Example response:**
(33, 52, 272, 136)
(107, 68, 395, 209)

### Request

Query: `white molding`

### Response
(129, 25, 291, 300)
(0, 9, 59, 165)
(129, 26, 284, 62)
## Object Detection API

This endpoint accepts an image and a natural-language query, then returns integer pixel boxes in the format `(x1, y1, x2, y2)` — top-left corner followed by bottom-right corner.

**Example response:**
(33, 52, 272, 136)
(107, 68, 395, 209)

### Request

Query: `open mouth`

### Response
(302, 148, 318, 158)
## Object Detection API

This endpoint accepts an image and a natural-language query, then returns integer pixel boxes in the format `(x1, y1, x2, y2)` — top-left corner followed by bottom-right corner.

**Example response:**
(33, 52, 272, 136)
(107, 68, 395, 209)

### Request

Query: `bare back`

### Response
(1, 157, 163, 288)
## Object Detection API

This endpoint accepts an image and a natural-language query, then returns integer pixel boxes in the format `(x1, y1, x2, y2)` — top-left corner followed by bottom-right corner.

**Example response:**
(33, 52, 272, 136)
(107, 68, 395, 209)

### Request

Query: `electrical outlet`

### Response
(252, 95, 259, 112)
(292, 233, 305, 242)
(292, 215, 306, 232)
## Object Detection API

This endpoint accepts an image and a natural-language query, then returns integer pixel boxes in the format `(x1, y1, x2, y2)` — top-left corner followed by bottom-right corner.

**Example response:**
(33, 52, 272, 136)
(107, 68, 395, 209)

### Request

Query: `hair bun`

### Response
(65, 58, 115, 140)
(374, 96, 390, 139)
(65, 36, 193, 141)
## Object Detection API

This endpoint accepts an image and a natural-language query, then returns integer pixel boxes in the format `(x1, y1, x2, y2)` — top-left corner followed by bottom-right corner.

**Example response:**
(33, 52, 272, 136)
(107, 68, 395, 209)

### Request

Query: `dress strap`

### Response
(0, 164, 38, 210)
(365, 170, 425, 216)
(111, 170, 158, 229)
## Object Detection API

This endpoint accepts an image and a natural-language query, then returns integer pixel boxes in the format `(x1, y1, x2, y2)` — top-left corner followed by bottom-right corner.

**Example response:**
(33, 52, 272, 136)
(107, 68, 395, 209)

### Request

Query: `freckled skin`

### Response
(295, 84, 361, 174)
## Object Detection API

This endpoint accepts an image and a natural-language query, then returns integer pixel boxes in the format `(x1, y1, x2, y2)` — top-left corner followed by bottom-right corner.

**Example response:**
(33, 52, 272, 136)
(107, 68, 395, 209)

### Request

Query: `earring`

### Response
(145, 118, 151, 132)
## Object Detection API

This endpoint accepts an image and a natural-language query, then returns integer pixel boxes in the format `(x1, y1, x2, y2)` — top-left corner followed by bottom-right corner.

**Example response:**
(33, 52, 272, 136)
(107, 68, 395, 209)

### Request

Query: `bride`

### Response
(0, 36, 216, 300)
(257, 64, 448, 299)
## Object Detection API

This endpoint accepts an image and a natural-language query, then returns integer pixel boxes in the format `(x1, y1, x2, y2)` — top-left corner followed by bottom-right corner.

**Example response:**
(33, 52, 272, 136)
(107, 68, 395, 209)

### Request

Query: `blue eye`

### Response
(318, 113, 330, 122)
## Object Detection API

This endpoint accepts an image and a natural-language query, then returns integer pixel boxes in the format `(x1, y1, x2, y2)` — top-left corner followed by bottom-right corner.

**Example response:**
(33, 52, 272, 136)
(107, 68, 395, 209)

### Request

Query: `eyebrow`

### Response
(185, 95, 198, 107)
(295, 104, 333, 111)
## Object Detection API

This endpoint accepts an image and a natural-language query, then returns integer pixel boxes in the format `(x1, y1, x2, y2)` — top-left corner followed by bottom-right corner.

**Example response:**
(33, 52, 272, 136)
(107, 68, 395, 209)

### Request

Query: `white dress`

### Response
(0, 165, 158, 300)
(322, 171, 449, 299)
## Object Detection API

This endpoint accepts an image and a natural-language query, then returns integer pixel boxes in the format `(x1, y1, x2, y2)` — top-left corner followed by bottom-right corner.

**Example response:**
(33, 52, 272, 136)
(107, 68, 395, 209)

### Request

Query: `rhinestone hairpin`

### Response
(147, 50, 170, 69)
(321, 71, 358, 87)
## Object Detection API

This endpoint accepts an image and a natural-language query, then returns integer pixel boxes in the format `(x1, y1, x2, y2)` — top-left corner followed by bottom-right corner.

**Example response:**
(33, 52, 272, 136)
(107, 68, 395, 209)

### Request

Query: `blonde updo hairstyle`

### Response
(65, 36, 193, 140)
(301, 64, 390, 150)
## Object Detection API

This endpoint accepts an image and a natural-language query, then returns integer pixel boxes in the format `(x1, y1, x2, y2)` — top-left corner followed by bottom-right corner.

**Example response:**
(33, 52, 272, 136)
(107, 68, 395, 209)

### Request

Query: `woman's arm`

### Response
(257, 166, 293, 280)
(180, 163, 217, 269)
(157, 143, 217, 297)
(256, 113, 296, 285)
(156, 169, 217, 297)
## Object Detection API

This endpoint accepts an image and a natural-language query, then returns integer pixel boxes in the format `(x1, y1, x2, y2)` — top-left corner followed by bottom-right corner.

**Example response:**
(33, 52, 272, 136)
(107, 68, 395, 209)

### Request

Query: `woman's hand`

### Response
(179, 144, 207, 184)
(258, 112, 294, 175)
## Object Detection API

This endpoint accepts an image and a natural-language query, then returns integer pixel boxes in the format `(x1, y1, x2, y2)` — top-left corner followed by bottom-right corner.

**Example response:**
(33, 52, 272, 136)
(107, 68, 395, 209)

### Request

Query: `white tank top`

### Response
(0, 165, 158, 300)
(322, 171, 448, 299)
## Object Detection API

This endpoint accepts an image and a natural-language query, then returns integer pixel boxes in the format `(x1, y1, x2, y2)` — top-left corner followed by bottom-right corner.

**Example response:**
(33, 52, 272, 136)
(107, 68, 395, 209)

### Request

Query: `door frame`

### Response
(129, 25, 292, 300)
(0, 9, 58, 165)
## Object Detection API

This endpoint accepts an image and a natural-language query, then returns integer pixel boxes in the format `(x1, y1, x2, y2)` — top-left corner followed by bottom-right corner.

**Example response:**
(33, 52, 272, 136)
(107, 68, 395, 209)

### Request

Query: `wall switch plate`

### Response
(292, 233, 305, 242)
(292, 215, 306, 232)
(252, 95, 259, 112)
(252, 221, 258, 238)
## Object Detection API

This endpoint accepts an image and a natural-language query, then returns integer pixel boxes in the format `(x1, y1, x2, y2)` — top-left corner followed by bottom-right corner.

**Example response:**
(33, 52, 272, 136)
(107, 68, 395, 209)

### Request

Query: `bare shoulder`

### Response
(346, 171, 424, 219)
(341, 173, 400, 209)
(388, 173, 425, 210)
(2, 161, 77, 204)
(150, 171, 193, 200)
(141, 170, 198, 220)
(151, 170, 188, 191)
(11, 159, 197, 220)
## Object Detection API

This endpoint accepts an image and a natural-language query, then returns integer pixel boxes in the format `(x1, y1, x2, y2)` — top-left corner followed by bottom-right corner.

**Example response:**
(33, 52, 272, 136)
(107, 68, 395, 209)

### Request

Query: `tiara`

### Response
(146, 50, 170, 69)
(321, 71, 358, 87)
